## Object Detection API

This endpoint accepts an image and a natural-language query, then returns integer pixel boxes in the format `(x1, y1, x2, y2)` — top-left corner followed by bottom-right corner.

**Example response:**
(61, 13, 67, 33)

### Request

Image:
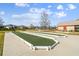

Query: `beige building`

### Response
(57, 19, 79, 32)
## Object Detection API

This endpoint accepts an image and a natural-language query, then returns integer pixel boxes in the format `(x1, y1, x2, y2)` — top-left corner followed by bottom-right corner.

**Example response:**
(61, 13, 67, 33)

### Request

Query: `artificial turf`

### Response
(13, 32, 55, 46)
(0, 32, 5, 56)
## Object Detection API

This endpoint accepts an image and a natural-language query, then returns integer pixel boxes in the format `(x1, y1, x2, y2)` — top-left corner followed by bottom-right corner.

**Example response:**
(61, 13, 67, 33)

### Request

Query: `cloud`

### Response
(29, 8, 45, 14)
(12, 14, 21, 18)
(48, 5, 52, 8)
(0, 11, 5, 15)
(12, 8, 43, 20)
(57, 5, 63, 10)
(29, 8, 41, 13)
(12, 12, 40, 21)
(55, 11, 67, 18)
(12, 13, 40, 25)
(46, 9, 53, 15)
(12, 8, 53, 25)
(29, 8, 52, 15)
(12, 8, 53, 20)
(15, 3, 29, 7)
(67, 4, 76, 10)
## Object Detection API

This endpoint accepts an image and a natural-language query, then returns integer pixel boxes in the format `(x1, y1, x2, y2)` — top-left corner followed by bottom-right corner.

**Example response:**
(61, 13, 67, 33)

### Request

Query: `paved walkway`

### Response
(50, 35, 79, 56)
(3, 32, 79, 56)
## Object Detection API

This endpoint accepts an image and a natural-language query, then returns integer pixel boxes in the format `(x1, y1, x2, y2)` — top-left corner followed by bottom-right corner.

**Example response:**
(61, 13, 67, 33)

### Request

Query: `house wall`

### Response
(57, 25, 75, 32)
(57, 26, 64, 31)
(75, 25, 79, 32)
(66, 26, 75, 31)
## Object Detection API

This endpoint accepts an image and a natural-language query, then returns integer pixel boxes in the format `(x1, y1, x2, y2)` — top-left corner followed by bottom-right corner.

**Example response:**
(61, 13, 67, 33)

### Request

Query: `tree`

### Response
(40, 11, 51, 29)
(8, 24, 16, 31)
(0, 17, 4, 30)
(0, 17, 4, 26)
(30, 24, 35, 29)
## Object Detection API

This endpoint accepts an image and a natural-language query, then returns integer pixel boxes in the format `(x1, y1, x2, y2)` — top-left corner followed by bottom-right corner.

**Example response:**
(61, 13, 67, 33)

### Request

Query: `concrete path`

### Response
(51, 35, 79, 56)
(3, 32, 79, 56)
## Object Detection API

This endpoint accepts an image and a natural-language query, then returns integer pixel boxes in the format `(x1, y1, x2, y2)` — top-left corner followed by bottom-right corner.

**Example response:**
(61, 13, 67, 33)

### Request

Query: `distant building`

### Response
(5, 24, 15, 29)
(57, 19, 79, 32)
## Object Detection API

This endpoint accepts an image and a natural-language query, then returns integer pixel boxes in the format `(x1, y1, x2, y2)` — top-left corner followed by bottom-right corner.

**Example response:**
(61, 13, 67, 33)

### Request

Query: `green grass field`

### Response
(0, 32, 5, 56)
(13, 32, 55, 46)
(53, 32, 79, 35)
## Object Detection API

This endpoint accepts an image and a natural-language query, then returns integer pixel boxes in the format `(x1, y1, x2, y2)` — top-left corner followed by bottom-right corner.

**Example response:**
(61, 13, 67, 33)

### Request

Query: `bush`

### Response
(76, 29, 79, 32)
(68, 30, 73, 32)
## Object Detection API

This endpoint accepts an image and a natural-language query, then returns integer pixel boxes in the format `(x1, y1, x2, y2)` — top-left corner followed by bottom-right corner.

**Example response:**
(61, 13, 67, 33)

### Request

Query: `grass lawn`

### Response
(0, 32, 5, 56)
(65, 32, 79, 35)
(52, 32, 79, 35)
(13, 32, 55, 46)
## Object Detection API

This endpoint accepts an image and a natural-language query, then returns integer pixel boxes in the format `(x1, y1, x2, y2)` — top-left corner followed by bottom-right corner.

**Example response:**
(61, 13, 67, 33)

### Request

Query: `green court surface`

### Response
(13, 32, 55, 46)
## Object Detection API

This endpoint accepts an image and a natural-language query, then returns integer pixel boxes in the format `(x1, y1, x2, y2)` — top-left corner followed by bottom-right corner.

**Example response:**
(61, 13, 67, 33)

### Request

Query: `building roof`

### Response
(58, 19, 79, 26)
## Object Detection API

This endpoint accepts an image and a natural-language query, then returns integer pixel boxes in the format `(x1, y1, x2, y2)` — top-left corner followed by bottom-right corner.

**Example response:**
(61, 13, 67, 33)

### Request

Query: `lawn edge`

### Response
(0, 32, 5, 56)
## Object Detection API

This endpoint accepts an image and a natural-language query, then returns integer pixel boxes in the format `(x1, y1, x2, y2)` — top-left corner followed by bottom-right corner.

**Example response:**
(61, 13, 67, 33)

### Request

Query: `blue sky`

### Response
(0, 3, 79, 26)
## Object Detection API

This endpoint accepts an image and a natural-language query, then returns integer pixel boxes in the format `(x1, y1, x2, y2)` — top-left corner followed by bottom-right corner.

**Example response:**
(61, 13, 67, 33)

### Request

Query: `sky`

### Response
(0, 3, 79, 26)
